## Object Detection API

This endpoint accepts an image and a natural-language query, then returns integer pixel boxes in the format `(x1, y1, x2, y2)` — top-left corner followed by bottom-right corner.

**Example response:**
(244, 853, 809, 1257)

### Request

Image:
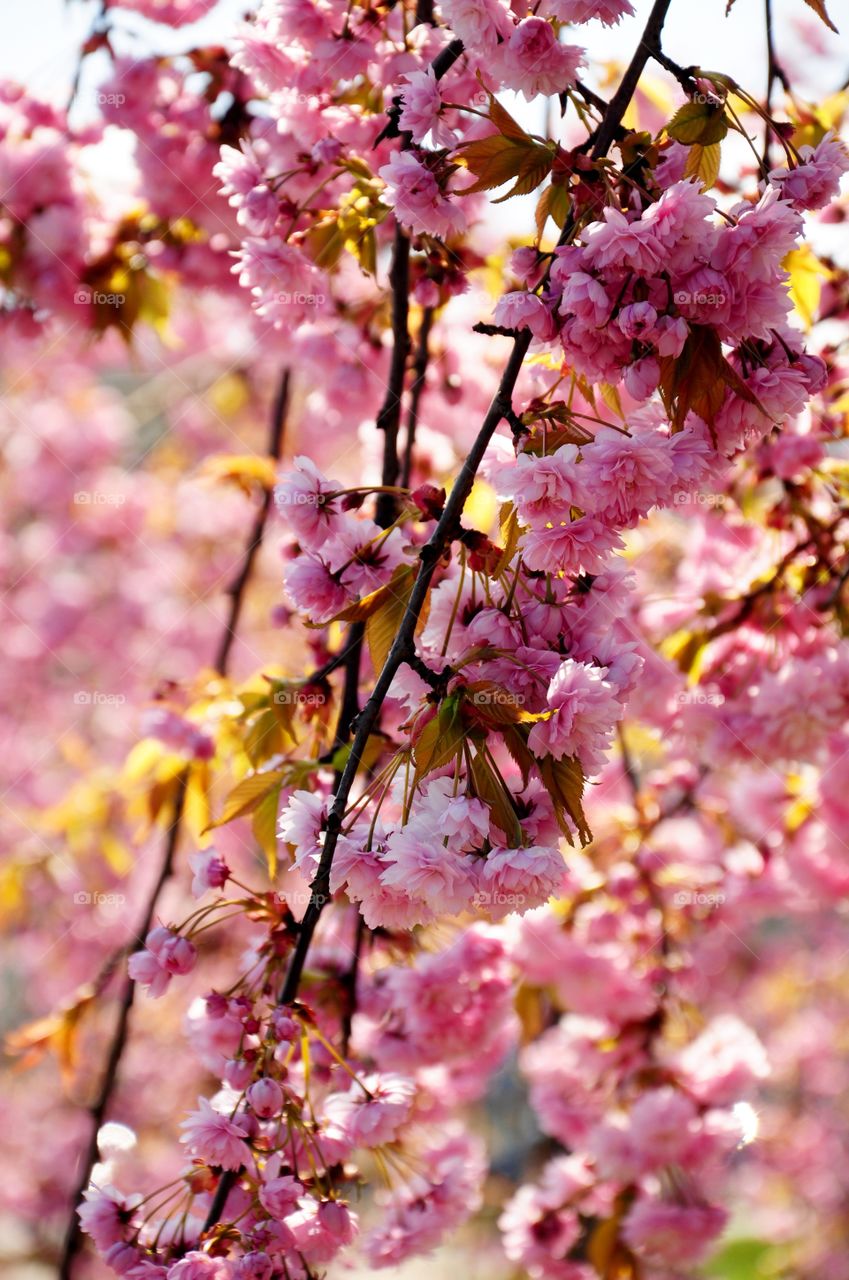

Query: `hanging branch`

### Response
(401, 306, 434, 489)
(58, 368, 292, 1280)
(283, 0, 679, 1017)
(199, 0, 682, 1241)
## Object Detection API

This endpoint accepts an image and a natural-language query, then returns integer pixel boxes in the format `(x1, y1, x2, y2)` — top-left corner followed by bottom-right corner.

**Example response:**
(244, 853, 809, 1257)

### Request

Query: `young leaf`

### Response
(469, 746, 523, 846)
(207, 769, 285, 829)
(537, 754, 592, 846)
(252, 784, 283, 879)
(683, 141, 722, 190)
(366, 566, 416, 671)
(456, 135, 537, 194)
(668, 101, 729, 146)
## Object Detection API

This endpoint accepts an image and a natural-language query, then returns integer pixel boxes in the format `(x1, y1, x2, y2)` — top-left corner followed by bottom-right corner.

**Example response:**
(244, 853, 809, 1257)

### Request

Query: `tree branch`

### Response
(202, 0, 682, 1237)
(401, 306, 434, 490)
(59, 368, 291, 1280)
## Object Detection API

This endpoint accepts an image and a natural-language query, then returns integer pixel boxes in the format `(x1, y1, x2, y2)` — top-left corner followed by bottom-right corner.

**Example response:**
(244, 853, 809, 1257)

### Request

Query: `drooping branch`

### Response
(590, 0, 677, 160)
(763, 0, 790, 163)
(401, 305, 434, 489)
(214, 370, 291, 674)
(58, 368, 291, 1280)
(277, 0, 681, 1012)
(374, 225, 412, 529)
(200, 0, 683, 1241)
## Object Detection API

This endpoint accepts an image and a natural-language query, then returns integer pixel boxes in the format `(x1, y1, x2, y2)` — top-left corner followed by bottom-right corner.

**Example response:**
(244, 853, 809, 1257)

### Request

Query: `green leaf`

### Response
(469, 747, 523, 847)
(668, 100, 729, 146)
(534, 182, 571, 242)
(412, 699, 465, 783)
(702, 1238, 777, 1279)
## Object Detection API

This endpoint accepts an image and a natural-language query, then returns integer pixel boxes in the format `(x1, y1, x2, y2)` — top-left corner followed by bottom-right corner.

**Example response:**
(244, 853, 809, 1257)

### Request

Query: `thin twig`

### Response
(401, 306, 434, 490)
(214, 370, 291, 674)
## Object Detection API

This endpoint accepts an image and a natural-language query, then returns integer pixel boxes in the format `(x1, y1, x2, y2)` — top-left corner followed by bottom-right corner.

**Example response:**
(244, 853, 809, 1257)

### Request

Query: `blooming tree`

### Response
(4, 0, 849, 1278)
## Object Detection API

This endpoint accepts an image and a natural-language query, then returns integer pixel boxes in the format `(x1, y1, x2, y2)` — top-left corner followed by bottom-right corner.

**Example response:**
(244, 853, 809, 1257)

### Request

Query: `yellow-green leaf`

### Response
(785, 244, 832, 330)
(207, 769, 285, 830)
(253, 785, 283, 879)
(683, 141, 722, 190)
(668, 100, 729, 146)
(365, 567, 416, 671)
(537, 754, 591, 846)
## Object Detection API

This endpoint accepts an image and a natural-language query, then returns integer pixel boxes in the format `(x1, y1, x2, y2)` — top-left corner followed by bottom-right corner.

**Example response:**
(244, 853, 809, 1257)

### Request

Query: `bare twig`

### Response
(401, 306, 434, 490)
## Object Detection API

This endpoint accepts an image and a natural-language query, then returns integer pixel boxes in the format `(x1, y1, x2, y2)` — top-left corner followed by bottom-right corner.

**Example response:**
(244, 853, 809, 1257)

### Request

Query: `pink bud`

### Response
(318, 1199, 356, 1243)
(224, 1058, 253, 1090)
(247, 1077, 284, 1118)
(205, 991, 229, 1019)
(160, 934, 197, 975)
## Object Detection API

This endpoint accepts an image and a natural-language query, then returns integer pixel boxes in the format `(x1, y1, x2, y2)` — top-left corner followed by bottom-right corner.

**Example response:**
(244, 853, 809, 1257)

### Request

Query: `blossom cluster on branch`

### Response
(3, 0, 849, 1278)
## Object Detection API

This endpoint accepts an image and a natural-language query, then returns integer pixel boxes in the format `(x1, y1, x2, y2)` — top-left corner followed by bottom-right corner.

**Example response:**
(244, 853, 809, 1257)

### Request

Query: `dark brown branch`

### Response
(203, 0, 682, 1239)
(59, 369, 291, 1280)
(214, 370, 291, 674)
(591, 0, 677, 160)
(375, 227, 411, 530)
(376, 37, 465, 144)
(276, 330, 533, 1009)
(763, 0, 790, 164)
(58, 773, 188, 1280)
(401, 306, 434, 489)
(279, 0, 680, 1020)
